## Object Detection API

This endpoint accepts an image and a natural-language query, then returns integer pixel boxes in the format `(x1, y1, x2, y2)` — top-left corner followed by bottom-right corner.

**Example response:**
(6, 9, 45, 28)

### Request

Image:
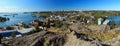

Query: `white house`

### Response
(103, 20, 110, 25)
(98, 18, 104, 25)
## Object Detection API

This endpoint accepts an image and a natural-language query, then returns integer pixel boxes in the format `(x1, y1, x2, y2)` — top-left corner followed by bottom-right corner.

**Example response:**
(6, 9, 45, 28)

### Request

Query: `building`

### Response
(103, 20, 110, 25)
(98, 18, 104, 25)
(33, 20, 43, 26)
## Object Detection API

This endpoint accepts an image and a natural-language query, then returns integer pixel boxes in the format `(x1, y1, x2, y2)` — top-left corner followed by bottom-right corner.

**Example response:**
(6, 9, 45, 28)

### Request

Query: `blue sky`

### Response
(0, 0, 120, 12)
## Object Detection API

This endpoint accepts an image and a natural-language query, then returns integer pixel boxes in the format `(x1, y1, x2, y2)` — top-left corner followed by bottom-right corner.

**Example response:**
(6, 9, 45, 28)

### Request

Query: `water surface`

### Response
(107, 16, 120, 24)
(0, 13, 45, 27)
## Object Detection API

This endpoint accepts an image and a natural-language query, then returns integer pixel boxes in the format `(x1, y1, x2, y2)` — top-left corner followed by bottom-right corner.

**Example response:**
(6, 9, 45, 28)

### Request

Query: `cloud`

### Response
(0, 6, 35, 12)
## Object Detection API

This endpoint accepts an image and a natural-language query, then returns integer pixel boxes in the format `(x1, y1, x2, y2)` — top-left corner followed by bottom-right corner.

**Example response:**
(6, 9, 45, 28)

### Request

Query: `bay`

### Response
(0, 13, 45, 27)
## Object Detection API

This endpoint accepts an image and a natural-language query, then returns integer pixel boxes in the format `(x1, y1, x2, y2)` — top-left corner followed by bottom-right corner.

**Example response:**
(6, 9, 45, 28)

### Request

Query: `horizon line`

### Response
(1, 9, 120, 13)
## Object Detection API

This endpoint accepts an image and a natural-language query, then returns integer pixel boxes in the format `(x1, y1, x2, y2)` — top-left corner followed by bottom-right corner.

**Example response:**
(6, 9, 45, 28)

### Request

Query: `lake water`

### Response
(107, 16, 120, 24)
(0, 13, 45, 27)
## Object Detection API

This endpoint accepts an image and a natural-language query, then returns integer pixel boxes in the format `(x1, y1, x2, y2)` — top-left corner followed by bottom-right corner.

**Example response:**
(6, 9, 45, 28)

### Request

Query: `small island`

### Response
(0, 16, 9, 22)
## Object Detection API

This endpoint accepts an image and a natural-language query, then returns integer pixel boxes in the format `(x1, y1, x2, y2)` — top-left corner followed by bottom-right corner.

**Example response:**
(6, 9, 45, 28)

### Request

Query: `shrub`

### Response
(79, 30, 120, 41)
(54, 20, 63, 28)
(110, 20, 115, 29)
(118, 21, 120, 26)
(11, 32, 16, 38)
(32, 12, 53, 18)
(24, 29, 36, 35)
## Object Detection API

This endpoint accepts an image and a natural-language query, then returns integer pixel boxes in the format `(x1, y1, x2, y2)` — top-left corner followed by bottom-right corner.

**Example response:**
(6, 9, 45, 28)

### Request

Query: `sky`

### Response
(0, 0, 120, 12)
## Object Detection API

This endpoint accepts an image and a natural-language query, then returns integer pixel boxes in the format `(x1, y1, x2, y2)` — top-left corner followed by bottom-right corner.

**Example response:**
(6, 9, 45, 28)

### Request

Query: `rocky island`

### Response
(0, 16, 9, 22)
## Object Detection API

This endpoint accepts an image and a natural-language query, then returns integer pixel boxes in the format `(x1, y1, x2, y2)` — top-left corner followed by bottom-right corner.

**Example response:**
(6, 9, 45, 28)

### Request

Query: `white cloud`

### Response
(0, 6, 35, 12)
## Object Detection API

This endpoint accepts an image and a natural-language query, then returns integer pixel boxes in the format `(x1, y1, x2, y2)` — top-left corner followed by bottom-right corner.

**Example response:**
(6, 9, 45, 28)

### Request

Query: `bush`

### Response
(24, 26, 42, 35)
(118, 21, 120, 26)
(54, 20, 63, 28)
(32, 12, 53, 18)
(11, 32, 16, 38)
(24, 29, 36, 35)
(79, 30, 120, 41)
(63, 23, 69, 28)
(110, 20, 115, 29)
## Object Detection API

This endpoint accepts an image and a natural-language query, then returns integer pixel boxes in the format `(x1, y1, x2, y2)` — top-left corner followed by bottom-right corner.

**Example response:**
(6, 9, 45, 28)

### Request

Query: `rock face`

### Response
(106, 35, 120, 46)
(69, 23, 110, 33)
(30, 32, 66, 46)
(3, 31, 66, 46)
(2, 30, 111, 46)
(2, 24, 120, 46)
(64, 31, 108, 46)
(0, 17, 9, 22)
(2, 26, 120, 46)
(3, 31, 47, 46)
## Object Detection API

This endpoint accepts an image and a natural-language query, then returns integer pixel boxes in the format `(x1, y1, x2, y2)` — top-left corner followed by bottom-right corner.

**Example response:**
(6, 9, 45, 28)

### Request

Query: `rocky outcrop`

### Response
(0, 17, 9, 22)
(3, 27, 120, 46)
(64, 31, 109, 46)
(30, 32, 66, 46)
(3, 31, 66, 46)
(3, 31, 47, 46)
(69, 23, 110, 33)
(105, 35, 120, 46)
(2, 30, 111, 46)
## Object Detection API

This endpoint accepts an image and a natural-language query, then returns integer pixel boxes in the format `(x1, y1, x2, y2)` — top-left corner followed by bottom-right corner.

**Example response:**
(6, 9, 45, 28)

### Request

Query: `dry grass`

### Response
(48, 28, 61, 32)
(79, 30, 120, 41)
(69, 23, 120, 41)
(48, 27, 68, 34)
(64, 32, 99, 46)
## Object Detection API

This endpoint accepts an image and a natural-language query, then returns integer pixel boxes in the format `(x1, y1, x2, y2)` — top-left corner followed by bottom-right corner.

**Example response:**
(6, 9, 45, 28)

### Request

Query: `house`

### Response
(98, 18, 104, 25)
(33, 20, 43, 26)
(103, 20, 110, 25)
